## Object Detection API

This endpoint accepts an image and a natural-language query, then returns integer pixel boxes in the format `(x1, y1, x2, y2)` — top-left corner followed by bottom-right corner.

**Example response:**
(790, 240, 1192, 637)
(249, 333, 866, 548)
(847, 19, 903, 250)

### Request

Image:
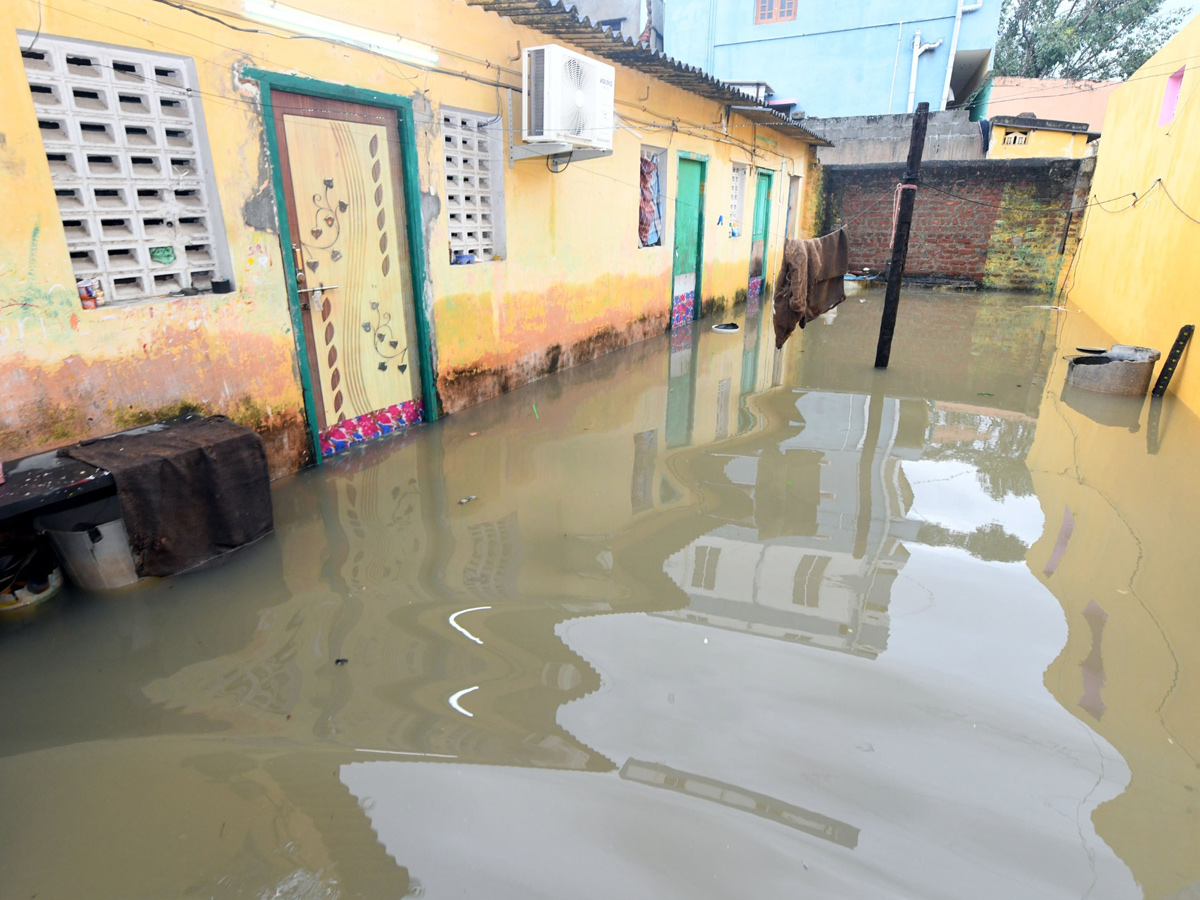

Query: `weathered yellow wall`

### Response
(0, 5, 310, 475)
(430, 48, 812, 411)
(0, 0, 815, 472)
(1026, 311, 1200, 899)
(988, 124, 1090, 159)
(1067, 15, 1200, 413)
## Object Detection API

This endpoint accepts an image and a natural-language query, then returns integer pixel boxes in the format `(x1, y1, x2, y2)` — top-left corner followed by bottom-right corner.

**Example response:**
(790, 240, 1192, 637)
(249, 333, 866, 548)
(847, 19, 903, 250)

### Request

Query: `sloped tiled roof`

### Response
(465, 0, 831, 145)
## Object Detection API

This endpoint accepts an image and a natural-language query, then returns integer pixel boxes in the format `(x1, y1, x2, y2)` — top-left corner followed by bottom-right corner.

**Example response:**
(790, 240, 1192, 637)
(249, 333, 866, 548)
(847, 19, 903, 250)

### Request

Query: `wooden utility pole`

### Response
(874, 101, 929, 369)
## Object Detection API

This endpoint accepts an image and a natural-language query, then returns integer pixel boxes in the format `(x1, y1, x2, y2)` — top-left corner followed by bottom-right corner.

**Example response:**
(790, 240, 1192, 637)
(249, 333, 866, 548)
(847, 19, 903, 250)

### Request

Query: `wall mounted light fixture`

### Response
(243, 0, 439, 67)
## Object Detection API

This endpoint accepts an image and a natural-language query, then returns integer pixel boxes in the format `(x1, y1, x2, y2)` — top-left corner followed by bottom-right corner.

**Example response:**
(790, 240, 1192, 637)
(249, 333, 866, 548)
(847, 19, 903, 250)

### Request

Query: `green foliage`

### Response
(995, 0, 1185, 80)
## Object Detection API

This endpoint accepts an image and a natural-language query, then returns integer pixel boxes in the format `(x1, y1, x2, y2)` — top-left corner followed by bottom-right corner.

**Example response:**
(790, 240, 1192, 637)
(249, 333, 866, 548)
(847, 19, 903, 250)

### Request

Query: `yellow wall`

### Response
(0, 0, 815, 472)
(1067, 14, 1200, 413)
(987, 124, 1091, 159)
(1025, 311, 1200, 899)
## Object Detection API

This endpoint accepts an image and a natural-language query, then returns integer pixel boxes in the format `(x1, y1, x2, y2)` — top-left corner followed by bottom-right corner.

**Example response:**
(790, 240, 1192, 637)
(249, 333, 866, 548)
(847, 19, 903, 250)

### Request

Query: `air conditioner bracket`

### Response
(510, 142, 613, 166)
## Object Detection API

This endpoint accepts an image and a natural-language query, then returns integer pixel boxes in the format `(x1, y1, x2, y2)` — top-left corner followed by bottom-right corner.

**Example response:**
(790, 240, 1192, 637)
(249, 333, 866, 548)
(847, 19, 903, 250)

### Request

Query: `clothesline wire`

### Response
(1156, 178, 1200, 225)
(68, 0, 1200, 138)
(920, 180, 1100, 212)
(917, 178, 1198, 220)
(48, 0, 822, 148)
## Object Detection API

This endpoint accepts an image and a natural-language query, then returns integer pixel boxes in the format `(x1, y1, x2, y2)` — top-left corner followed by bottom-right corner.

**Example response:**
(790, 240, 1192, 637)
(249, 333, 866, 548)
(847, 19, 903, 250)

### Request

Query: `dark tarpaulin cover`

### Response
(61, 416, 273, 577)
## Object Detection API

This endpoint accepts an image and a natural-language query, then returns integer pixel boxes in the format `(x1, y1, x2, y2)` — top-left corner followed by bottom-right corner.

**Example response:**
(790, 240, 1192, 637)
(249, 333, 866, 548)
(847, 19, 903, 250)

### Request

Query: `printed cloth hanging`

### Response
(772, 227, 850, 349)
(638, 153, 663, 247)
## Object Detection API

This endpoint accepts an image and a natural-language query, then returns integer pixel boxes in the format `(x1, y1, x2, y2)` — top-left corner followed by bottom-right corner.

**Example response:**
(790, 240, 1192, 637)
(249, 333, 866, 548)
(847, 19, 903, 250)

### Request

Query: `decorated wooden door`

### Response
(271, 92, 422, 458)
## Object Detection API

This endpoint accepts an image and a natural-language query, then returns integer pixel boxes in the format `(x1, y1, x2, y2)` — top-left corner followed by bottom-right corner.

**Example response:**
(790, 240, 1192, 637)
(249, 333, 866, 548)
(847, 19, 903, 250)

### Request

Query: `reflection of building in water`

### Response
(463, 514, 522, 602)
(618, 758, 859, 848)
(657, 390, 925, 659)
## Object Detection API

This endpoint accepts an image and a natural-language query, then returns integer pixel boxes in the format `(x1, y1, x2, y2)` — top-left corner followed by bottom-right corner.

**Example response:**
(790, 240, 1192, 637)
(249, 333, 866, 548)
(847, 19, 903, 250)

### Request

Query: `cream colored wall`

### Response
(1067, 15, 1200, 412)
(0, 0, 816, 468)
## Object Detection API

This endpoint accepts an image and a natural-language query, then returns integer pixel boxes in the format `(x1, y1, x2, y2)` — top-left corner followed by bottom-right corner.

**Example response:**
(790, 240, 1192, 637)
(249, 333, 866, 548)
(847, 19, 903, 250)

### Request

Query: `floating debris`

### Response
(712, 322, 740, 333)
(334, 658, 348, 666)
(458, 495, 476, 505)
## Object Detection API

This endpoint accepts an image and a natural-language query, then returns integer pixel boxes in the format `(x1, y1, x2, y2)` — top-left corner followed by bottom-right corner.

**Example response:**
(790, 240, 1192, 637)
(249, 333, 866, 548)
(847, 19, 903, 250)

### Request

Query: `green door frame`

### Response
(243, 68, 437, 465)
(752, 169, 774, 245)
(672, 151, 708, 321)
(749, 169, 774, 290)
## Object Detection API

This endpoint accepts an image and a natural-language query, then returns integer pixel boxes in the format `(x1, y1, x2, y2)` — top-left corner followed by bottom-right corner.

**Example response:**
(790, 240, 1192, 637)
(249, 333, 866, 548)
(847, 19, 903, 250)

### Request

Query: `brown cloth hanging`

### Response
(772, 227, 850, 349)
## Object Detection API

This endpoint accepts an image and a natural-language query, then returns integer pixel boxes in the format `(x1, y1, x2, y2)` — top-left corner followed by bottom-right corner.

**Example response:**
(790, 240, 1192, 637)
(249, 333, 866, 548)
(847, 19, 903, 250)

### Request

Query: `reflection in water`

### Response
(656, 385, 918, 659)
(1080, 600, 1109, 720)
(1, 291, 1198, 898)
(618, 758, 860, 848)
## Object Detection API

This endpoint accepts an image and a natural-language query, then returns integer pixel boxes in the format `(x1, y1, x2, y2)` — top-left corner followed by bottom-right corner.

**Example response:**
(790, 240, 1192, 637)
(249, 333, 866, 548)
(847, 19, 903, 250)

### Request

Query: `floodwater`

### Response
(2, 289, 1199, 900)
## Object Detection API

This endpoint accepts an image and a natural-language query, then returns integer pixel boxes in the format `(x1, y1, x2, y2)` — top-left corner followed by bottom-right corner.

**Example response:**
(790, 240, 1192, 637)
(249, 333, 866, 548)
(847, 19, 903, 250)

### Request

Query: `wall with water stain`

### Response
(1067, 15, 1200, 414)
(1026, 311, 1200, 900)
(0, 0, 818, 473)
(0, 7, 308, 476)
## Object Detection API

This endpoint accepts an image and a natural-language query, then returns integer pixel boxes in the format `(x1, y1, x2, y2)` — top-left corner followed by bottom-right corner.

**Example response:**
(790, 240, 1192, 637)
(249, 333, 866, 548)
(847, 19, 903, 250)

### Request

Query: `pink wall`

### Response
(988, 77, 1121, 131)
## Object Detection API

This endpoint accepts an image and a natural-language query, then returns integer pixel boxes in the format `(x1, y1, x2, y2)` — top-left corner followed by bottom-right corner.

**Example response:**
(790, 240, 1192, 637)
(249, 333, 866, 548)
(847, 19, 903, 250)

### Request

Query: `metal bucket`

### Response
(35, 496, 138, 591)
(1065, 344, 1161, 396)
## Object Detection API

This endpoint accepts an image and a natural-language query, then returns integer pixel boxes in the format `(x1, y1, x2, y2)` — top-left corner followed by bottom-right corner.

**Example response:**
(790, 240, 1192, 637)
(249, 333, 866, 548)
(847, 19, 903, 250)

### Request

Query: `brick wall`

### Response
(819, 158, 1088, 291)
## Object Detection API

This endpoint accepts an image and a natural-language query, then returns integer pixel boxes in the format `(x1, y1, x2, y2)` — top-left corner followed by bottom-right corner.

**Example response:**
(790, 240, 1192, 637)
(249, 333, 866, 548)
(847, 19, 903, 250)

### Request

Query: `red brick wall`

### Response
(819, 159, 1086, 290)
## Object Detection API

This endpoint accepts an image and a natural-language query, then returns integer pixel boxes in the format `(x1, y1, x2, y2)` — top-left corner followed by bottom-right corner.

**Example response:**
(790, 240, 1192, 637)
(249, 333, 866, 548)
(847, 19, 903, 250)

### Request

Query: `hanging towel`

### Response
(772, 227, 850, 349)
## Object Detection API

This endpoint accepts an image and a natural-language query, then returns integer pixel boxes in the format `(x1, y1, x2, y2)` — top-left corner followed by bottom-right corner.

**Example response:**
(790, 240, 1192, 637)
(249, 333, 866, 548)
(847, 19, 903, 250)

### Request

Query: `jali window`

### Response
(442, 107, 505, 262)
(20, 34, 230, 306)
(729, 164, 747, 237)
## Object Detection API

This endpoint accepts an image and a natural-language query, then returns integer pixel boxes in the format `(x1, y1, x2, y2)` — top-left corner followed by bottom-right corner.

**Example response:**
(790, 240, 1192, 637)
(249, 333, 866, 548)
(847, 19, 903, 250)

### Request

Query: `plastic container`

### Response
(35, 496, 138, 590)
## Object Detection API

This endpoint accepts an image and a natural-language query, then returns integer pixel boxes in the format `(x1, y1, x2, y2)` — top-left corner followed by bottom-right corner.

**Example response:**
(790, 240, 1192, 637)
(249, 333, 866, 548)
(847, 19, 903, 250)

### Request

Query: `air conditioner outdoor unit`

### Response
(522, 44, 615, 151)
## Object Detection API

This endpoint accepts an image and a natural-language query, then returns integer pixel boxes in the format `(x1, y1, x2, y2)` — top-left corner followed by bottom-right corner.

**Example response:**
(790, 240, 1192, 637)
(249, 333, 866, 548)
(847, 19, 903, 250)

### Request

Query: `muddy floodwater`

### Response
(2, 289, 1199, 899)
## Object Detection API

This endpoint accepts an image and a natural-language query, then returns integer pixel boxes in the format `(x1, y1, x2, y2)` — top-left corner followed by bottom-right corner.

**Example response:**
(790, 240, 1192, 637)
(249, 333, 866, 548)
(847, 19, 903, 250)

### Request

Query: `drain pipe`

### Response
(908, 31, 943, 113)
(706, 0, 718, 76)
(940, 0, 984, 110)
(888, 21, 905, 113)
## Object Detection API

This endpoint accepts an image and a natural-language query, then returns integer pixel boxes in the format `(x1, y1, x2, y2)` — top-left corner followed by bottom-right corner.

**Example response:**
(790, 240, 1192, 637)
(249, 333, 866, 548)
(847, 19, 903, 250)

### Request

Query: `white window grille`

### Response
(20, 34, 230, 305)
(441, 107, 505, 262)
(729, 164, 747, 237)
(1004, 130, 1028, 145)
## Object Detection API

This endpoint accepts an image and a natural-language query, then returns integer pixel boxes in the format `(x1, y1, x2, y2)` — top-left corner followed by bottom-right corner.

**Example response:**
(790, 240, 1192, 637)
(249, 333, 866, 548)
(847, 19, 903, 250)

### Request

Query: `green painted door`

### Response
(748, 171, 773, 302)
(671, 158, 704, 327)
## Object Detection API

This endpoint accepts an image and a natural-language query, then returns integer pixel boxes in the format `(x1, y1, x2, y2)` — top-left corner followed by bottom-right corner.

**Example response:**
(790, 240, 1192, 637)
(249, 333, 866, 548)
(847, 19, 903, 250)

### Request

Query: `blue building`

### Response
(665, 0, 1002, 118)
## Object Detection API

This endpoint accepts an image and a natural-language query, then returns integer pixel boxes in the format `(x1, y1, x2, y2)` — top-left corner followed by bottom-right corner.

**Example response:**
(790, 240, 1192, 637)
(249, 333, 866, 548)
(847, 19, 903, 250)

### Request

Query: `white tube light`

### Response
(243, 0, 439, 67)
